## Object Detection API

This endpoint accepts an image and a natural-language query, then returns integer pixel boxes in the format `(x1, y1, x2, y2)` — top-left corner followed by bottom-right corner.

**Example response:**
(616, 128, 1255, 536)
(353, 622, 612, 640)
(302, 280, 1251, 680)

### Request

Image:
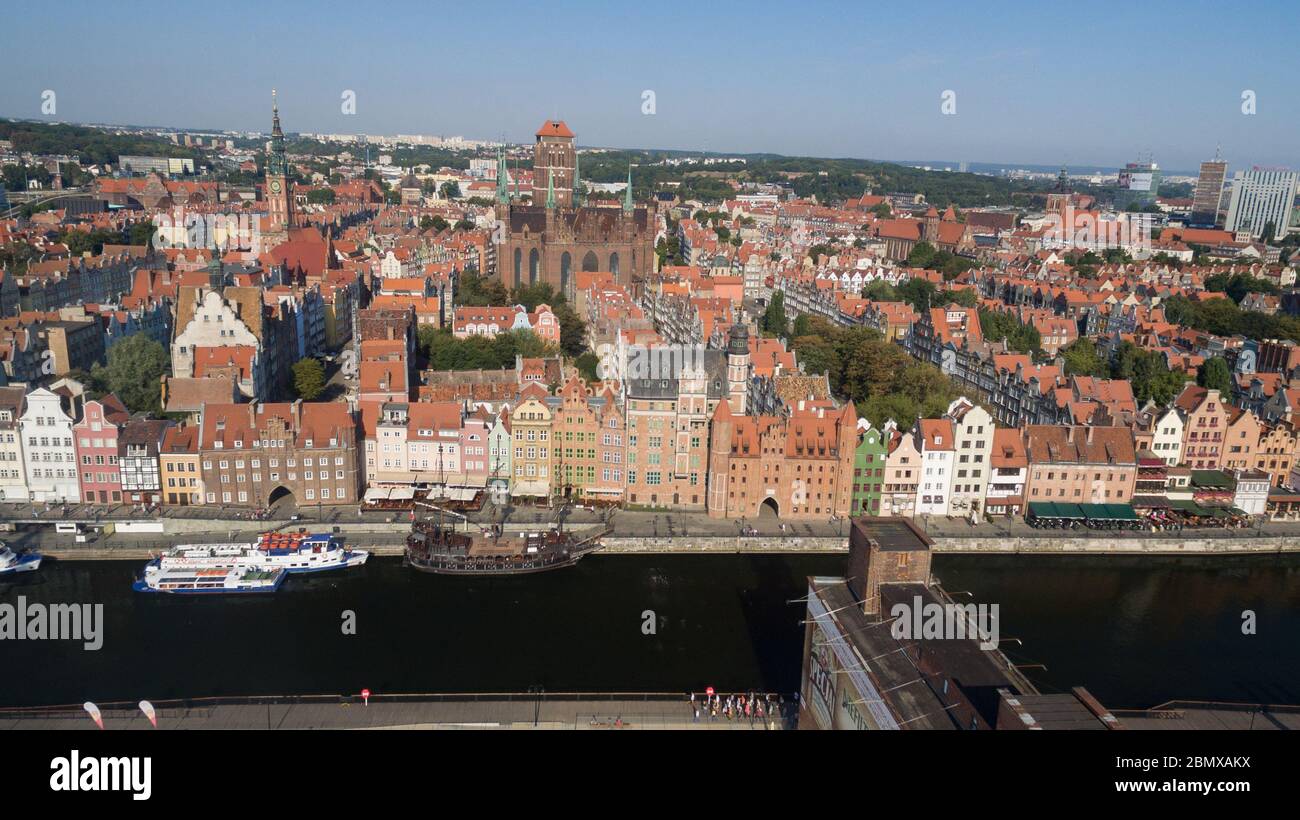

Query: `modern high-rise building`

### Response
(1225, 167, 1299, 241)
(1191, 150, 1228, 227)
(1114, 157, 1160, 210)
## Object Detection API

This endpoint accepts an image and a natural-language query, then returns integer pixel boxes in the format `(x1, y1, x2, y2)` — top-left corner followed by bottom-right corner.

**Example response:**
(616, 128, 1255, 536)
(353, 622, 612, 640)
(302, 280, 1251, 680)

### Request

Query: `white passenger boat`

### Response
(0, 543, 42, 575)
(133, 564, 287, 595)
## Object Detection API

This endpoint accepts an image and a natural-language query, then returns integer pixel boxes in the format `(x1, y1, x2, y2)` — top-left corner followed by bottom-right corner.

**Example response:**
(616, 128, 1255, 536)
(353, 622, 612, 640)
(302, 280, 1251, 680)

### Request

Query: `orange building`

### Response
(706, 400, 857, 520)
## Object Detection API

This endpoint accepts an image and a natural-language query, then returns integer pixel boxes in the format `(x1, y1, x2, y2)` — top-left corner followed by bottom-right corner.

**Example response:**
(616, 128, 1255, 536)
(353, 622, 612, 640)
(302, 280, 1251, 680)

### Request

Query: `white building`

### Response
(945, 398, 995, 518)
(1232, 469, 1270, 515)
(1150, 406, 1185, 466)
(915, 417, 955, 516)
(1225, 168, 1298, 241)
(19, 387, 79, 503)
(0, 386, 30, 502)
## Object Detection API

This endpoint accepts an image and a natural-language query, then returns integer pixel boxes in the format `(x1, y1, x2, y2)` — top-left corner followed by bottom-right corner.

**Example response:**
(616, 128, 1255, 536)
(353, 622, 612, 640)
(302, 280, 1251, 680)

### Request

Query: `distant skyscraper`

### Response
(1114, 156, 1160, 209)
(1191, 148, 1227, 227)
(1224, 167, 1298, 242)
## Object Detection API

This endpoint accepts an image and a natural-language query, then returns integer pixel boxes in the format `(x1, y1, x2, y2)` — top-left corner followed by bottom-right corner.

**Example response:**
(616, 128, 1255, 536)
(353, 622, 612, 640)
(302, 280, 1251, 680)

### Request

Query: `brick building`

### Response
(198, 400, 358, 508)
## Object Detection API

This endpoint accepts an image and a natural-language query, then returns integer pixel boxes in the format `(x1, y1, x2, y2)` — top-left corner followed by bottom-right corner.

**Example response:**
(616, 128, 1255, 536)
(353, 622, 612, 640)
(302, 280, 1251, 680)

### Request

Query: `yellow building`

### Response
(159, 425, 204, 506)
(510, 390, 554, 499)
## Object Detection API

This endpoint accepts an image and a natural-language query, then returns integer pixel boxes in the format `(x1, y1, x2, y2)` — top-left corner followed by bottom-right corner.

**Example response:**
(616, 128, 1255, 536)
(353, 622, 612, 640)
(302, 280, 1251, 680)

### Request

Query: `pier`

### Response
(0, 693, 796, 731)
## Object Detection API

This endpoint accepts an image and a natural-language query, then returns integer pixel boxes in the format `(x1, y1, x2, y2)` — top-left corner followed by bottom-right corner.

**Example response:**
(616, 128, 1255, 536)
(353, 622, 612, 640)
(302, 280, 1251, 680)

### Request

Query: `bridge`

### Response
(0, 188, 90, 218)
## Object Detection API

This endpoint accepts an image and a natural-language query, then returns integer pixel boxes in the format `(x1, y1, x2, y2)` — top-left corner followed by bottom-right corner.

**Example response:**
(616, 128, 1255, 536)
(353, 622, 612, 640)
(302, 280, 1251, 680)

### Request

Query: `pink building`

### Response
(74, 395, 131, 505)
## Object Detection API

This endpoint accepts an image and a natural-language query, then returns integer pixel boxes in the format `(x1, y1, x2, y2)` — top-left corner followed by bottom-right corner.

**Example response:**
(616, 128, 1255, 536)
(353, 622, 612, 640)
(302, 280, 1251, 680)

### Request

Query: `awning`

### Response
(363, 487, 391, 502)
(389, 487, 415, 500)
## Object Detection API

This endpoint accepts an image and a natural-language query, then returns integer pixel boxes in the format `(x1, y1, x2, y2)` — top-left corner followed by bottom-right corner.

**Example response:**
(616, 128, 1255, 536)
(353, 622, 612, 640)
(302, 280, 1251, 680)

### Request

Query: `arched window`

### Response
(582, 251, 599, 272)
(560, 252, 571, 295)
(610, 252, 620, 276)
(529, 249, 540, 284)
(513, 249, 522, 289)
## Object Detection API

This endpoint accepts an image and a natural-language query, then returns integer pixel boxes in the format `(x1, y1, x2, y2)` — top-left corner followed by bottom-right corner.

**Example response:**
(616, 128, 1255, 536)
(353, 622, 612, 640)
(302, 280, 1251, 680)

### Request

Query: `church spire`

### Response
(574, 150, 582, 207)
(545, 167, 556, 209)
(622, 165, 633, 213)
(267, 89, 287, 177)
(495, 147, 509, 205)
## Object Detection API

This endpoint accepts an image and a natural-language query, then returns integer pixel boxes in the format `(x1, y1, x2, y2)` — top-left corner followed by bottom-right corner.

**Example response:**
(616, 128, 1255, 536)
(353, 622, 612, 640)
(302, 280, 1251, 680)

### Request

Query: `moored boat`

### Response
(131, 531, 367, 594)
(405, 521, 606, 575)
(0, 543, 41, 575)
(132, 563, 287, 595)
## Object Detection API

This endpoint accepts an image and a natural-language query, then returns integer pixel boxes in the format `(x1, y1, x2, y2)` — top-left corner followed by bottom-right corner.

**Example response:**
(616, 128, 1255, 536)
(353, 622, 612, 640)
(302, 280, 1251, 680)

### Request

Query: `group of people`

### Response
(689, 691, 786, 725)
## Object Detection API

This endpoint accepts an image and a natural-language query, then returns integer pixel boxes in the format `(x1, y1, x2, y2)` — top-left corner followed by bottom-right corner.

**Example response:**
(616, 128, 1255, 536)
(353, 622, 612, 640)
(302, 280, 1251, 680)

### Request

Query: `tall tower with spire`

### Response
(264, 89, 294, 247)
(495, 148, 509, 205)
(623, 166, 633, 213)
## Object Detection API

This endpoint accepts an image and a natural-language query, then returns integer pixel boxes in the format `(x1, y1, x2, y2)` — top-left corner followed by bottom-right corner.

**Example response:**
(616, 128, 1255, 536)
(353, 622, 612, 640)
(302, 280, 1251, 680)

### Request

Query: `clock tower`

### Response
(263, 89, 293, 249)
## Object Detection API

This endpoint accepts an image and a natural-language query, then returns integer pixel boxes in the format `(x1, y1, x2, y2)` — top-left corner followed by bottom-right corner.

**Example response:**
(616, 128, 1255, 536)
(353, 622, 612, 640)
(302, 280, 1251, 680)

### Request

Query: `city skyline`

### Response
(2, 0, 1298, 171)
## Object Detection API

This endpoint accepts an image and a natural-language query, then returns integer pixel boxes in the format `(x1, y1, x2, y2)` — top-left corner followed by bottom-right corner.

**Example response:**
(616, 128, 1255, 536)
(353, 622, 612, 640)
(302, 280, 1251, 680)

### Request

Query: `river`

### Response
(2, 553, 1298, 709)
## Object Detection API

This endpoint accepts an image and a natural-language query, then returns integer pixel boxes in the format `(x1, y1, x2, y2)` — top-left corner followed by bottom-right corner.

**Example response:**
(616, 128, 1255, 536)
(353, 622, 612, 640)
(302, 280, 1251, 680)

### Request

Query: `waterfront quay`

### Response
(0, 694, 795, 731)
(6, 504, 1300, 559)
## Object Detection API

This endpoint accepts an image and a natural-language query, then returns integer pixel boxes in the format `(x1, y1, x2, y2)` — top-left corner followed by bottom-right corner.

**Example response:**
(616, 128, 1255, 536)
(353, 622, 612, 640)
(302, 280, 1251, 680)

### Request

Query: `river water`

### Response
(2, 553, 1298, 709)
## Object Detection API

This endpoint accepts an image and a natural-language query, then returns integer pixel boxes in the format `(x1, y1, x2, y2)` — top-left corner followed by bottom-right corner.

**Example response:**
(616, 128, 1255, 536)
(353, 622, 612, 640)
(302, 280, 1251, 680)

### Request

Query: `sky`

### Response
(2, 0, 1297, 173)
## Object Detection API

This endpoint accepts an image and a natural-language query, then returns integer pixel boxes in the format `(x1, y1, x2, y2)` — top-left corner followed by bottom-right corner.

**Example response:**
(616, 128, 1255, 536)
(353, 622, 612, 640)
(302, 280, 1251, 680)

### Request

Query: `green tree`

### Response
(906, 241, 937, 268)
(862, 280, 899, 301)
(576, 351, 601, 382)
(90, 335, 169, 414)
(292, 357, 326, 401)
(1197, 356, 1233, 395)
(1060, 338, 1108, 377)
(897, 278, 937, 312)
(762, 291, 788, 336)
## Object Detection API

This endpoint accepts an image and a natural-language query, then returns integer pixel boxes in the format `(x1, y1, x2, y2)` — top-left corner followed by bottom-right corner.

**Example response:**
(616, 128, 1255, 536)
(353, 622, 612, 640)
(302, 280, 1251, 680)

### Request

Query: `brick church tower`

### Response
(495, 118, 656, 298)
(532, 120, 576, 208)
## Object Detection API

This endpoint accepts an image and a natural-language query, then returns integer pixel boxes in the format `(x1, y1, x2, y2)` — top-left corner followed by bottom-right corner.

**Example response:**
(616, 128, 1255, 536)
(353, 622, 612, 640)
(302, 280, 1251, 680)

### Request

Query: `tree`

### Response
(870, 202, 892, 218)
(862, 280, 899, 302)
(906, 241, 938, 268)
(791, 335, 840, 380)
(978, 308, 1042, 355)
(1198, 356, 1233, 395)
(576, 352, 601, 382)
(762, 291, 788, 336)
(90, 335, 168, 414)
(440, 181, 462, 200)
(128, 220, 155, 247)
(897, 278, 937, 312)
(292, 357, 326, 401)
(552, 300, 588, 358)
(1060, 338, 1108, 378)
(456, 270, 509, 306)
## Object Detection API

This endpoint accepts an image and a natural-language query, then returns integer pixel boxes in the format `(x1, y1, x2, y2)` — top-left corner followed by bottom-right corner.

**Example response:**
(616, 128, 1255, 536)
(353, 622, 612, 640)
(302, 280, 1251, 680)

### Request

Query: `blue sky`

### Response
(2, 0, 1297, 172)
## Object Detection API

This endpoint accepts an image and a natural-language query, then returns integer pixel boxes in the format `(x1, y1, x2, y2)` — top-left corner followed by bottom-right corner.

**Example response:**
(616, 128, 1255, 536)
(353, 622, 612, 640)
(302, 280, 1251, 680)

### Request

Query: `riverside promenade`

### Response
(3, 503, 1299, 558)
(0, 694, 795, 730)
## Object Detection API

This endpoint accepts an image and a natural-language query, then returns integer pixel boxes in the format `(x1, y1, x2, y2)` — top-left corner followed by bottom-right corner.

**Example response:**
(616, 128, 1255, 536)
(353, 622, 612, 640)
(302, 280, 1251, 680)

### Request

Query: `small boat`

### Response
(0, 543, 41, 575)
(133, 563, 287, 594)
